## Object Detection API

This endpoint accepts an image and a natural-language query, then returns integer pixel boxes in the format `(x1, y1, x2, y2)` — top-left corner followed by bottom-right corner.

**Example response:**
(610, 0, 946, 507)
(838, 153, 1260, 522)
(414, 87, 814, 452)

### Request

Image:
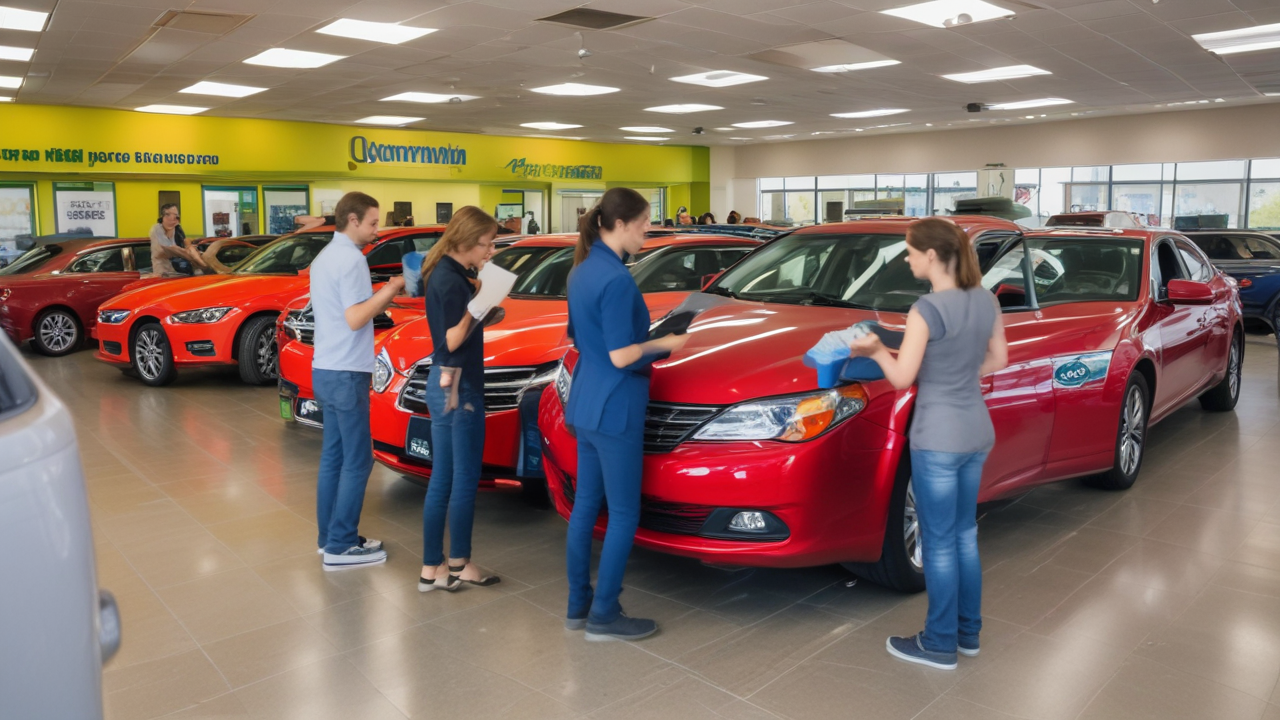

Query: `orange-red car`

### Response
(94, 225, 445, 386)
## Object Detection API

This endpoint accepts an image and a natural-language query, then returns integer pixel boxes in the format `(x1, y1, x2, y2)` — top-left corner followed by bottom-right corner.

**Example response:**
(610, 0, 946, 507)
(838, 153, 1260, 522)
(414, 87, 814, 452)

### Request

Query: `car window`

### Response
(1154, 240, 1187, 299)
(631, 246, 749, 293)
(364, 239, 405, 269)
(491, 245, 564, 278)
(510, 247, 574, 298)
(234, 233, 332, 275)
(1190, 234, 1280, 261)
(409, 234, 442, 252)
(1175, 240, 1212, 283)
(981, 245, 1034, 311)
(130, 243, 152, 272)
(215, 244, 256, 266)
(67, 247, 124, 273)
(1023, 237, 1144, 306)
(0, 245, 61, 275)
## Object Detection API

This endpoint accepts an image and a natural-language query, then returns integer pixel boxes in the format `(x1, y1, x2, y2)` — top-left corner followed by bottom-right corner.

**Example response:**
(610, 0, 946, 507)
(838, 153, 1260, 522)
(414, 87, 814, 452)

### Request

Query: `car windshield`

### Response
(630, 244, 754, 293)
(1189, 234, 1280, 261)
(510, 247, 575, 298)
(490, 245, 566, 278)
(710, 232, 924, 312)
(0, 244, 62, 275)
(983, 237, 1144, 307)
(233, 233, 333, 275)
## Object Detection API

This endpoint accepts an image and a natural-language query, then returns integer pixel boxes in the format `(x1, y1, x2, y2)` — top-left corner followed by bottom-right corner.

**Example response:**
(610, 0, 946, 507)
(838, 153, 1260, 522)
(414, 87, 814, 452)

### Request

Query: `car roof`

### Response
(791, 216, 1021, 236)
(1022, 227, 1163, 243)
(42, 237, 150, 253)
(1181, 229, 1277, 238)
(504, 233, 578, 248)
(642, 233, 760, 249)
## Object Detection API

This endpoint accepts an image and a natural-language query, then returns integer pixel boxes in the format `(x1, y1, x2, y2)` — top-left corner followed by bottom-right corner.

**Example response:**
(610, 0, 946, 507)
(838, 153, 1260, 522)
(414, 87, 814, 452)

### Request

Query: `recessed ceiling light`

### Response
(989, 97, 1073, 110)
(625, 136, 670, 141)
(729, 137, 752, 140)
(0, 6, 48, 32)
(942, 65, 1050, 83)
(645, 104, 723, 114)
(180, 81, 266, 98)
(0, 96, 12, 102)
(0, 45, 34, 62)
(383, 92, 479, 103)
(1267, 92, 1280, 97)
(0, 75, 21, 89)
(1193, 22, 1280, 55)
(355, 115, 424, 126)
(882, 0, 1015, 28)
(731, 120, 793, 128)
(669, 70, 768, 88)
(520, 122, 583, 130)
(530, 83, 619, 96)
(761, 134, 796, 140)
(136, 105, 208, 115)
(525, 134, 585, 140)
(244, 48, 345, 69)
(619, 126, 673, 133)
(316, 18, 436, 45)
(830, 108, 909, 119)
(811, 60, 900, 73)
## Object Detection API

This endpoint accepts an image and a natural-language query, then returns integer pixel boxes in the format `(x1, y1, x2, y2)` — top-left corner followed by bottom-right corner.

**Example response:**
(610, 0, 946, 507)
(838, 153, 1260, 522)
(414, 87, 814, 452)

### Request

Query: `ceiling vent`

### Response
(153, 10, 253, 35)
(536, 9, 652, 31)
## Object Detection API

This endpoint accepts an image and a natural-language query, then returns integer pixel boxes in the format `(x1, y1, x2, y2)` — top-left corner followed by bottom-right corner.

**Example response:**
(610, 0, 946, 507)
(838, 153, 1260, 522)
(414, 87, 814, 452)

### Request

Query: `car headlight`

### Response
(693, 385, 868, 443)
(373, 347, 394, 393)
(98, 309, 130, 324)
(170, 306, 233, 324)
(554, 359, 572, 406)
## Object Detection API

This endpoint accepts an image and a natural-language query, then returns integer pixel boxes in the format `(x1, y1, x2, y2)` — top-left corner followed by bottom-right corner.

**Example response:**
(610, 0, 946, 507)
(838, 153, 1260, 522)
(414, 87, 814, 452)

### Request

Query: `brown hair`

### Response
(906, 217, 982, 289)
(334, 191, 379, 232)
(421, 205, 499, 281)
(574, 187, 650, 266)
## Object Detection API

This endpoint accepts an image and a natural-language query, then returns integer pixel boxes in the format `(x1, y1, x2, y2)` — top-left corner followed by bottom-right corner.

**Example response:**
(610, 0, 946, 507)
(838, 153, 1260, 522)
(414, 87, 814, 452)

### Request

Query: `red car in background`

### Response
(370, 233, 763, 504)
(539, 219, 1242, 590)
(94, 225, 445, 386)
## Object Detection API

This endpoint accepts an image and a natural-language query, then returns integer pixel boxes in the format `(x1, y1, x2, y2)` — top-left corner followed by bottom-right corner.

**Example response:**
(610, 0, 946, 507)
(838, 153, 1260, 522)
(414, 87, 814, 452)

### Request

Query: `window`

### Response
(410, 234, 442, 252)
(235, 233, 332, 275)
(510, 248, 573, 298)
(1112, 184, 1163, 226)
(1026, 237, 1144, 306)
(631, 246, 750, 293)
(215, 244, 256, 267)
(785, 192, 816, 225)
(131, 244, 152, 273)
(981, 245, 1032, 310)
(932, 172, 977, 214)
(1068, 184, 1107, 212)
(904, 174, 929, 217)
(1154, 241, 1187, 299)
(1175, 240, 1211, 283)
(490, 245, 563, 278)
(364, 239, 405, 269)
(1248, 182, 1280, 229)
(1188, 234, 1280, 261)
(1175, 183, 1243, 228)
(67, 248, 124, 273)
(1176, 160, 1246, 181)
(0, 245, 62, 276)
(1112, 164, 1162, 182)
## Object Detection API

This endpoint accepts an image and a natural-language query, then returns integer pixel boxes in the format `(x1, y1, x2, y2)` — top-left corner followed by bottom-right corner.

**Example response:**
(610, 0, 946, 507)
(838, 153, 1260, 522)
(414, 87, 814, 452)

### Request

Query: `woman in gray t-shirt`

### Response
(850, 217, 1008, 671)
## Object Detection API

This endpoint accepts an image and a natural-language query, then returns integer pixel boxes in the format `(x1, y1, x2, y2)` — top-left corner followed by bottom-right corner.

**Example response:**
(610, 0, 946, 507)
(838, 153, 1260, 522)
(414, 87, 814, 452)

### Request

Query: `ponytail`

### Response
(574, 206, 603, 266)
(421, 205, 499, 284)
(906, 217, 982, 289)
(572, 187, 652, 266)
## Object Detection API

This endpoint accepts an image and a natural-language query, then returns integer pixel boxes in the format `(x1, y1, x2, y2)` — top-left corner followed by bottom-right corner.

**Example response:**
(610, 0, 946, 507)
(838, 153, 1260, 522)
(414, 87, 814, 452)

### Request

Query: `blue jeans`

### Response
(911, 448, 988, 654)
(566, 427, 643, 624)
(422, 365, 486, 565)
(314, 369, 374, 554)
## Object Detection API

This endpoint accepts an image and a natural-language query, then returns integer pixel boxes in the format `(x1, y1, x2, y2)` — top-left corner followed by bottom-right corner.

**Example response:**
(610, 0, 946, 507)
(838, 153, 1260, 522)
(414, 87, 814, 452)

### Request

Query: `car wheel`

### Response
(31, 308, 81, 356)
(1200, 331, 1243, 412)
(841, 452, 926, 593)
(237, 315, 279, 385)
(131, 323, 177, 386)
(1087, 373, 1149, 491)
(520, 477, 551, 508)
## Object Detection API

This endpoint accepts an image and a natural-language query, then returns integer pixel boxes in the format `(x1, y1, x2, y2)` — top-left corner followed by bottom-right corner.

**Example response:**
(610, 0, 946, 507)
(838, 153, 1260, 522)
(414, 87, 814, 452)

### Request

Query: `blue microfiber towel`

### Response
(402, 251, 425, 297)
(803, 321, 902, 388)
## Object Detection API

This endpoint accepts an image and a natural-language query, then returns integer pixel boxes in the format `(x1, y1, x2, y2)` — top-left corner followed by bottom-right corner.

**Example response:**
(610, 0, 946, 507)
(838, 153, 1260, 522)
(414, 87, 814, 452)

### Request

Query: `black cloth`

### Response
(425, 255, 484, 387)
(174, 225, 186, 248)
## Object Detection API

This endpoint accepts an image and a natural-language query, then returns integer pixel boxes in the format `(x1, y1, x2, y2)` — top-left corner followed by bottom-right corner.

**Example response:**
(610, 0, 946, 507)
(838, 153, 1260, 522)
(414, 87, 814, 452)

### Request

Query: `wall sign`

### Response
(52, 181, 116, 236)
(349, 136, 466, 166)
(504, 158, 602, 180)
(0, 147, 218, 168)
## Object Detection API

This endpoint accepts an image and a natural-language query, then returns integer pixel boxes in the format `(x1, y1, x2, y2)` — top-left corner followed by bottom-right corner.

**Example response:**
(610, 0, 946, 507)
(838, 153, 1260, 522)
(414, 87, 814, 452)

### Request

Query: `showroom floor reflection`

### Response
(34, 335, 1280, 720)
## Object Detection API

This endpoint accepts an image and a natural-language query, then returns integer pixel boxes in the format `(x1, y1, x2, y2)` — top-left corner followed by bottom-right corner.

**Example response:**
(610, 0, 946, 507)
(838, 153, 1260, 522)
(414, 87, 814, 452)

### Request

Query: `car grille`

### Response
(558, 478, 713, 536)
(398, 365, 544, 415)
(644, 402, 722, 454)
(290, 310, 390, 346)
(298, 328, 314, 345)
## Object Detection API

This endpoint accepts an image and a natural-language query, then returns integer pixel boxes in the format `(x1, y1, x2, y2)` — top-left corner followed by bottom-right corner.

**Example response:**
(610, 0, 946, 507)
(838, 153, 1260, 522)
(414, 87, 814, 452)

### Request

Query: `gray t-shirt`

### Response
(909, 287, 997, 454)
(148, 223, 176, 277)
(310, 232, 374, 373)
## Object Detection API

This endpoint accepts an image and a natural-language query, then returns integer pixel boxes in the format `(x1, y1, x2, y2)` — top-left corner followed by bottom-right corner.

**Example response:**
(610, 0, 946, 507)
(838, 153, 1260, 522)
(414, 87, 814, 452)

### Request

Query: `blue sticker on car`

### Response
(1052, 351, 1113, 389)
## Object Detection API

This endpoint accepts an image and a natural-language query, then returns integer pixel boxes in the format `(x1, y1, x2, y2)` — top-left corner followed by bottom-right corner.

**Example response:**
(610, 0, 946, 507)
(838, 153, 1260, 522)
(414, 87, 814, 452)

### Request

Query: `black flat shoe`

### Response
(449, 563, 501, 587)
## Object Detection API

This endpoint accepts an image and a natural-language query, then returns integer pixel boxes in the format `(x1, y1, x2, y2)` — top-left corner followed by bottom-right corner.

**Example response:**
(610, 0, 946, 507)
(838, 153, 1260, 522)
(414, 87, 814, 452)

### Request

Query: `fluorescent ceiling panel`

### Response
(812, 60, 900, 73)
(1193, 23, 1280, 55)
(625, 136, 669, 141)
(670, 70, 768, 88)
(988, 97, 1074, 110)
(530, 83, 619, 96)
(244, 48, 345, 68)
(0, 6, 47, 32)
(355, 115, 423, 125)
(645, 104, 722, 114)
(732, 120, 793, 128)
(316, 18, 436, 45)
(943, 65, 1050, 83)
(0, 96, 12, 102)
(882, 0, 1015, 28)
(831, 108, 909, 119)
(136, 105, 208, 115)
(383, 92, 478, 103)
(0, 45, 34, 62)
(0, 75, 21, 89)
(180, 81, 266, 98)
(619, 126, 673, 133)
(520, 122, 583, 130)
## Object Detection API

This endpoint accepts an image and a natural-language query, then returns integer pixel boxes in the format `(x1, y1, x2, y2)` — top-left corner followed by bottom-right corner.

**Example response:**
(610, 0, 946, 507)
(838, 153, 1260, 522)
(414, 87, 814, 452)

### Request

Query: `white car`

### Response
(0, 334, 120, 718)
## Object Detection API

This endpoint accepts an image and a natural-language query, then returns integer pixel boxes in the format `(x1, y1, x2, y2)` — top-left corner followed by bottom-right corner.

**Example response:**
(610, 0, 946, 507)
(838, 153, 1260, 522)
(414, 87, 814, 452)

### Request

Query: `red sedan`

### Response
(538, 219, 1242, 590)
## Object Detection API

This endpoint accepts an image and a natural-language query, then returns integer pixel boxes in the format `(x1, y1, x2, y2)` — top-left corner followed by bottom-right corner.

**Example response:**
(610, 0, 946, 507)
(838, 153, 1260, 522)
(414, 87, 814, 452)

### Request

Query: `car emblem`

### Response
(1051, 351, 1113, 389)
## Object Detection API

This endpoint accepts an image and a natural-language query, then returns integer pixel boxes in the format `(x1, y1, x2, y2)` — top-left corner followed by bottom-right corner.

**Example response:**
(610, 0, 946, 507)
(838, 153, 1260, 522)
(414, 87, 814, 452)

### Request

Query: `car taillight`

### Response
(1238, 278, 1253, 288)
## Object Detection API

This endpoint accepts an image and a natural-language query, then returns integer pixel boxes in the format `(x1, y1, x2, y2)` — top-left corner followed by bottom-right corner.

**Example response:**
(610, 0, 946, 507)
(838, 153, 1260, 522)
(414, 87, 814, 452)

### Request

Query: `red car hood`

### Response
(105, 274, 249, 309)
(110, 274, 307, 312)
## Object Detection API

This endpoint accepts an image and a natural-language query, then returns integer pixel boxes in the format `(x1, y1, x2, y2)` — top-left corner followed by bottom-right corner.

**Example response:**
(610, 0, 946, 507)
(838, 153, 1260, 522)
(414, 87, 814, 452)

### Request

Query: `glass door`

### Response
(202, 186, 259, 238)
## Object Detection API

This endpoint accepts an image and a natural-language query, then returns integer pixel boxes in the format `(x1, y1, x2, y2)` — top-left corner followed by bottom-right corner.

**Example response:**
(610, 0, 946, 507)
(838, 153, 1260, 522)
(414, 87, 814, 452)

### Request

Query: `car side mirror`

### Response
(701, 272, 722, 291)
(1166, 279, 1214, 305)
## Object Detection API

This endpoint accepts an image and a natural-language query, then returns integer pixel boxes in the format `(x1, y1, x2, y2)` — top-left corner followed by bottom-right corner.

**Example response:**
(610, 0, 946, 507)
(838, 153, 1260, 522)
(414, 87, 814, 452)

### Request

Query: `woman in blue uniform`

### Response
(563, 188, 688, 641)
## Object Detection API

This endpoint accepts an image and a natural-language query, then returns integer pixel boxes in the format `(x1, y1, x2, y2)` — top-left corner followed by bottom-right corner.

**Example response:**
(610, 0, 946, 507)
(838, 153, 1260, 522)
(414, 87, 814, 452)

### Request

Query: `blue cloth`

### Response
(564, 241, 656, 436)
(425, 255, 484, 388)
(310, 232, 375, 373)
(911, 448, 987, 654)
(314, 369, 374, 553)
(567, 427, 643, 624)
(422, 364, 486, 565)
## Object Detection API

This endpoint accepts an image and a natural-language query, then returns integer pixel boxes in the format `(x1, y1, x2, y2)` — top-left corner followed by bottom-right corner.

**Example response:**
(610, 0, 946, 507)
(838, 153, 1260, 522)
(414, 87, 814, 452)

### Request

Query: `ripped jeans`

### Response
(422, 364, 486, 566)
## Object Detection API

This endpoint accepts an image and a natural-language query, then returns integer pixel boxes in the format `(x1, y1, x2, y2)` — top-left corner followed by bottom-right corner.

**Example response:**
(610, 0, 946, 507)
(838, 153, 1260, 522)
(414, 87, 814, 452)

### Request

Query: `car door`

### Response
(62, 246, 137, 330)
(1150, 237, 1210, 415)
(1175, 239, 1230, 387)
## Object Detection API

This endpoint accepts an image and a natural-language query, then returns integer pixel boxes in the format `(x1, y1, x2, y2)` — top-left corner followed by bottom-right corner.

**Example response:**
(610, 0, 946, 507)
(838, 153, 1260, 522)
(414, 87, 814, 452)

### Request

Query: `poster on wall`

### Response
(0, 184, 36, 266)
(264, 187, 309, 235)
(314, 189, 342, 218)
(53, 181, 116, 237)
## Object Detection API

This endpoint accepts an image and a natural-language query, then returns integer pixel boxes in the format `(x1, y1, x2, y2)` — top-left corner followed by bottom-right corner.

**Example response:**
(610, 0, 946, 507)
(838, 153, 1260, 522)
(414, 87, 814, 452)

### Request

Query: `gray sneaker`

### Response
(958, 635, 979, 657)
(322, 545, 387, 571)
(585, 613, 658, 642)
(886, 633, 957, 670)
(318, 536, 382, 555)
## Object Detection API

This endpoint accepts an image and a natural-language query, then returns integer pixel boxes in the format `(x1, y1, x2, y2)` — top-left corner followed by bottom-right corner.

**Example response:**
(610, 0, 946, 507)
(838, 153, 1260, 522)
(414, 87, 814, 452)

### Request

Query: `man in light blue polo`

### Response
(311, 191, 404, 570)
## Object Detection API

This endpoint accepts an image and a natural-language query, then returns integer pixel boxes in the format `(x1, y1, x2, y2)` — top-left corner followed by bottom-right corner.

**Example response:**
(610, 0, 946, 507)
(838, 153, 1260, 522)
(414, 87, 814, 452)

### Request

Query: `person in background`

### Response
(726, 211, 742, 224)
(677, 211, 693, 225)
(849, 217, 1007, 671)
(697, 212, 716, 225)
(310, 191, 403, 570)
(526, 211, 540, 235)
(563, 188, 689, 641)
(149, 204, 209, 277)
(416, 206, 502, 592)
(662, 218, 675, 228)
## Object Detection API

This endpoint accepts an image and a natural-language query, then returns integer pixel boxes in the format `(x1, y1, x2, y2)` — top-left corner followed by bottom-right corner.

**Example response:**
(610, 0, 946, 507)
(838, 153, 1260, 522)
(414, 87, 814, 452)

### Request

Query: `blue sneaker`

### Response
(585, 613, 658, 642)
(958, 635, 979, 657)
(564, 614, 587, 631)
(886, 633, 957, 670)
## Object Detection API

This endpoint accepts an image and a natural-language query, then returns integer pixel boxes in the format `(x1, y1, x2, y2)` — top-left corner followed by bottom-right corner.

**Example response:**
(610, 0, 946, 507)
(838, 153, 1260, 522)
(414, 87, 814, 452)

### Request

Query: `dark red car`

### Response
(539, 219, 1243, 590)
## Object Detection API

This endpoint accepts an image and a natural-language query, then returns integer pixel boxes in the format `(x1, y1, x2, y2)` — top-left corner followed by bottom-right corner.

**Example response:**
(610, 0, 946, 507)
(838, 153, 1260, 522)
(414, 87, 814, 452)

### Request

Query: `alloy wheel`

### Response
(1228, 339, 1241, 400)
(39, 312, 77, 353)
(255, 330, 278, 379)
(1119, 386, 1145, 477)
(904, 479, 922, 572)
(135, 328, 165, 380)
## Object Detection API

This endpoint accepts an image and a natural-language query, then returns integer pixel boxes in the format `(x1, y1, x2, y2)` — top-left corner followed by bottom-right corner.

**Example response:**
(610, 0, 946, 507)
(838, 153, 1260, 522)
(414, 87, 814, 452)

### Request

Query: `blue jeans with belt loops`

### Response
(314, 369, 374, 555)
(910, 448, 988, 654)
(422, 365, 486, 566)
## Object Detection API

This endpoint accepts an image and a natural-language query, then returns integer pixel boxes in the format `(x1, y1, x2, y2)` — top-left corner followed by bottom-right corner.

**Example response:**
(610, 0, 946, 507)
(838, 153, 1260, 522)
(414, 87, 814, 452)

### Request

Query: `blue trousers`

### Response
(314, 369, 374, 554)
(911, 448, 988, 654)
(422, 365, 486, 565)
(566, 426, 643, 624)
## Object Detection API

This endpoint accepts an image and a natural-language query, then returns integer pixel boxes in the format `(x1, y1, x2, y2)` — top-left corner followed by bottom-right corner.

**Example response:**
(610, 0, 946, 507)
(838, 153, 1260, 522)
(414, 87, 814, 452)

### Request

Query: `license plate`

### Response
(405, 415, 433, 461)
(278, 397, 293, 420)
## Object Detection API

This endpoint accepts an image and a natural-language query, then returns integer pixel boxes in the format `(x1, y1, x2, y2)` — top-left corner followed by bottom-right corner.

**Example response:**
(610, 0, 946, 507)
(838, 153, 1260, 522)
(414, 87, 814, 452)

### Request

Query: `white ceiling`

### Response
(3, 0, 1279, 145)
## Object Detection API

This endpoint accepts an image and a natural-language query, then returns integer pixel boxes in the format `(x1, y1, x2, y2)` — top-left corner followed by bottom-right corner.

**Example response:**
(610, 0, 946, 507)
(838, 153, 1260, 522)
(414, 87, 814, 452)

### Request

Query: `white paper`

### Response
(471, 261, 518, 314)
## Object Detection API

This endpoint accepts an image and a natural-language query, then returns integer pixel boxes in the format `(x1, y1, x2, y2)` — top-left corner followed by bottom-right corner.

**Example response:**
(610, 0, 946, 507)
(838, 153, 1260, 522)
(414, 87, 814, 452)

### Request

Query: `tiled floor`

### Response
(27, 335, 1280, 720)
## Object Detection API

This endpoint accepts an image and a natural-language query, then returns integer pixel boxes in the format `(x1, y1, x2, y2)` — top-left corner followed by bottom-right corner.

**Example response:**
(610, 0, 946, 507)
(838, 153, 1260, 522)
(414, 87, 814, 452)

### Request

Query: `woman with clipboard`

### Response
(417, 206, 504, 592)
(563, 188, 689, 641)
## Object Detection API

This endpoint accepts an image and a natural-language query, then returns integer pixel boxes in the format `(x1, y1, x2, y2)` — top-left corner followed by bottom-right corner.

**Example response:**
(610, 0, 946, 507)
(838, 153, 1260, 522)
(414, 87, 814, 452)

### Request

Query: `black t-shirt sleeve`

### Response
(426, 268, 473, 365)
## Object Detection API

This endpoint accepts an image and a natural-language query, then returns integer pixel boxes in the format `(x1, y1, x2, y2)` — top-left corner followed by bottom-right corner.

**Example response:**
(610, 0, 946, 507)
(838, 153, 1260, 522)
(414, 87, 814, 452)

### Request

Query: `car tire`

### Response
(1200, 331, 1243, 412)
(842, 451, 926, 593)
(237, 315, 279, 385)
(131, 322, 177, 387)
(30, 308, 81, 356)
(1087, 373, 1149, 491)
(520, 477, 551, 508)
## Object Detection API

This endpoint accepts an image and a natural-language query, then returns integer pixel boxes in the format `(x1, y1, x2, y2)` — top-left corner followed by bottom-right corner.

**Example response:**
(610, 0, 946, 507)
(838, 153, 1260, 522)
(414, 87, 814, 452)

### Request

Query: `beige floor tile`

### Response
(1078, 655, 1268, 720)
(161, 692, 251, 718)
(170, 482, 290, 526)
(116, 525, 247, 589)
(157, 567, 300, 645)
(979, 563, 1093, 629)
(1233, 521, 1280, 572)
(584, 668, 739, 720)
(1029, 573, 1196, 651)
(202, 617, 341, 689)
(1086, 494, 1180, 537)
(302, 591, 421, 652)
(910, 696, 1032, 720)
(232, 655, 408, 720)
(380, 578, 511, 624)
(749, 658, 937, 720)
(1213, 560, 1280, 599)
(1094, 538, 1227, 594)
(1145, 504, 1261, 558)
(107, 587, 200, 670)
(103, 648, 230, 720)
(250, 552, 380, 616)
(205, 509, 318, 566)
(98, 500, 204, 545)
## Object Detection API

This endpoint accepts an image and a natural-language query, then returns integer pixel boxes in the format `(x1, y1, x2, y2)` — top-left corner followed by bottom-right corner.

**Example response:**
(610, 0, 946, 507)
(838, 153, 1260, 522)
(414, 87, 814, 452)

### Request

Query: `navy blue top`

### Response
(424, 255, 484, 388)
(565, 240, 660, 436)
